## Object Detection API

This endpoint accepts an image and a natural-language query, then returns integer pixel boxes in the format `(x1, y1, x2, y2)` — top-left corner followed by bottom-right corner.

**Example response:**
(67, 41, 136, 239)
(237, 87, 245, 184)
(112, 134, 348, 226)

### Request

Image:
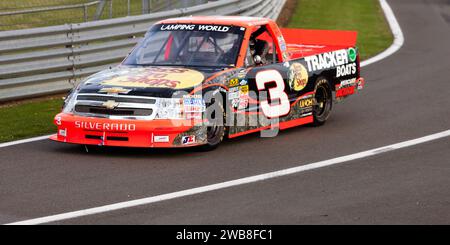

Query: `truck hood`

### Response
(77, 65, 215, 97)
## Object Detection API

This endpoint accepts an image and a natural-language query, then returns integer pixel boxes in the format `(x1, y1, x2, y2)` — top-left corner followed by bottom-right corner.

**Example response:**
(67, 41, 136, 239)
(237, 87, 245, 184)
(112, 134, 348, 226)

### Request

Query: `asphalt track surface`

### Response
(1, 0, 450, 224)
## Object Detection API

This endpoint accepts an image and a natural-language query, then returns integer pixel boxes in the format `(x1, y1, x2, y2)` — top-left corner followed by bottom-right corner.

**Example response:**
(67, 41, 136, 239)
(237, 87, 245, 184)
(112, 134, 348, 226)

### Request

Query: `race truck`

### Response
(51, 16, 364, 150)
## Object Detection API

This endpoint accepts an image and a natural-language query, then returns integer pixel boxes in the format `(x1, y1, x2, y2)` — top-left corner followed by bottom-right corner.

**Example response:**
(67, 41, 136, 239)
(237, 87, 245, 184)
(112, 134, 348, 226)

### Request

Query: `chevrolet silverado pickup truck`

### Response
(52, 16, 364, 150)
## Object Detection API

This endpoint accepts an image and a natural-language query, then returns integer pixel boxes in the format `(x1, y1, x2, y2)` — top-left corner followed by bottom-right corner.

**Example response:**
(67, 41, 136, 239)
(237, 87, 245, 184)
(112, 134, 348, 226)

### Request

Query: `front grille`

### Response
(74, 93, 157, 119)
(107, 136, 128, 141)
(76, 95, 156, 104)
(85, 135, 129, 141)
(85, 135, 102, 140)
(75, 105, 153, 116)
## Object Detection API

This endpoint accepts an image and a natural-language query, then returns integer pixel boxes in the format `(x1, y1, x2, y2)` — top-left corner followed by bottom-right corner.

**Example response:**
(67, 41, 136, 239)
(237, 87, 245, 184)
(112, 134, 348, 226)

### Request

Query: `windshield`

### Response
(123, 24, 245, 68)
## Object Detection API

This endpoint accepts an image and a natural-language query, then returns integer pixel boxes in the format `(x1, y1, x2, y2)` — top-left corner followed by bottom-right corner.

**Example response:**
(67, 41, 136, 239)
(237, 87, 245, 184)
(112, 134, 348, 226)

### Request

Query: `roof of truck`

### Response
(157, 16, 272, 28)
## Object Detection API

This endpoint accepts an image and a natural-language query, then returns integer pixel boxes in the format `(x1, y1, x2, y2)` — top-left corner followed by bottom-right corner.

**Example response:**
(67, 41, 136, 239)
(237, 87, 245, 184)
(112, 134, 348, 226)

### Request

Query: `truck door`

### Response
(242, 24, 292, 119)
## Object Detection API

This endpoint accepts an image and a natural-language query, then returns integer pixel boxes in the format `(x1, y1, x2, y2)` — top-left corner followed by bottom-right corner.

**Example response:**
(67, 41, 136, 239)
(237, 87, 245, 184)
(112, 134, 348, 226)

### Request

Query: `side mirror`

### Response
(254, 55, 262, 65)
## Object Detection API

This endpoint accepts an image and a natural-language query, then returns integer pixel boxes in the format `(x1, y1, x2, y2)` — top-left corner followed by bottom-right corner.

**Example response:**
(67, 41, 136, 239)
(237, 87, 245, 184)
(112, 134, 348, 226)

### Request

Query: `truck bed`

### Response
(280, 28, 358, 60)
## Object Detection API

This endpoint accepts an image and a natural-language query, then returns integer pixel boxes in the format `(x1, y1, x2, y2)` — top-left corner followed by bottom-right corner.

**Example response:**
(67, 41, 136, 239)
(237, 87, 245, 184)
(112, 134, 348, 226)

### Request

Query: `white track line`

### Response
(6, 129, 450, 225)
(361, 0, 404, 67)
(0, 135, 54, 148)
(0, 0, 402, 149)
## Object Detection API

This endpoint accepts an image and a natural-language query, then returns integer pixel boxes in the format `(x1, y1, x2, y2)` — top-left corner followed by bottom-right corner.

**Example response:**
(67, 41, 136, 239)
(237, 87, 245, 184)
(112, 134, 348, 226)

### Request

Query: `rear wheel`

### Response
(311, 77, 333, 126)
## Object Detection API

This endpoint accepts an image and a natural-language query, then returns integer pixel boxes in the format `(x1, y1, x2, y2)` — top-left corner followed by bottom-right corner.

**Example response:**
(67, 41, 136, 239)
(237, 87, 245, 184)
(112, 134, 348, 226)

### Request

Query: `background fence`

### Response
(0, 0, 209, 31)
(0, 0, 286, 102)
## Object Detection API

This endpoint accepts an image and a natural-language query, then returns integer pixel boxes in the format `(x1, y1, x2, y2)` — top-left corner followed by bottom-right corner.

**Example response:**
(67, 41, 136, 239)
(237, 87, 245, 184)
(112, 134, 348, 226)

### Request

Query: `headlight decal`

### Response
(62, 90, 78, 113)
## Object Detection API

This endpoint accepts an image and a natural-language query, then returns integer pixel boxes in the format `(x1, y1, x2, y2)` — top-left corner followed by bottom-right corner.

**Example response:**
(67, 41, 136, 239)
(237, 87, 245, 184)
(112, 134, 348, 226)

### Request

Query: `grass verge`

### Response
(288, 0, 393, 60)
(0, 0, 394, 143)
(0, 98, 62, 143)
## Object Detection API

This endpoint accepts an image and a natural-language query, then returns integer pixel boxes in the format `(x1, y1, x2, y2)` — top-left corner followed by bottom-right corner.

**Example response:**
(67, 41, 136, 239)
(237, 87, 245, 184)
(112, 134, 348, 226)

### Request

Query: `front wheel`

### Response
(197, 94, 226, 151)
(311, 77, 333, 126)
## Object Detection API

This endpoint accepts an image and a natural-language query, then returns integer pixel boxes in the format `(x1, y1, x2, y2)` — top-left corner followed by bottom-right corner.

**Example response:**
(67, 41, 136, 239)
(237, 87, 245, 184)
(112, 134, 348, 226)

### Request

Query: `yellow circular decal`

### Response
(289, 63, 309, 91)
(101, 67, 204, 89)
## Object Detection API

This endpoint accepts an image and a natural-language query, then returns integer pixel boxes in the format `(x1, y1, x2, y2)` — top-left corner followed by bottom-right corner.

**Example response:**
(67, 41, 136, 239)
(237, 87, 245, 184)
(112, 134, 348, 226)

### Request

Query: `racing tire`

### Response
(311, 77, 333, 126)
(197, 95, 226, 151)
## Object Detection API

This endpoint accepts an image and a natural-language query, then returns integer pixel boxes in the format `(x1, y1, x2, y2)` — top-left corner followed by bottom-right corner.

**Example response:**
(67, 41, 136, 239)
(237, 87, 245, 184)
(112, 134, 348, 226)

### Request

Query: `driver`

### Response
(249, 36, 269, 66)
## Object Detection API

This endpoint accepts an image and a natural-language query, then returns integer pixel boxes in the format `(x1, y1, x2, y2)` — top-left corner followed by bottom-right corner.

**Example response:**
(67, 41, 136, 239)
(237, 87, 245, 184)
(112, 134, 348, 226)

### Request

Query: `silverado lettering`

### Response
(75, 121, 136, 131)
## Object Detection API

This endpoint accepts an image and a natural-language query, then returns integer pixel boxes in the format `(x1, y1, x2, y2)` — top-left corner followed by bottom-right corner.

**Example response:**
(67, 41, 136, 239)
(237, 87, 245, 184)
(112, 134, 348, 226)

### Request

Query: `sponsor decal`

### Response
(239, 85, 249, 95)
(336, 86, 356, 98)
(238, 98, 249, 110)
(295, 95, 314, 115)
(160, 24, 231, 32)
(99, 87, 131, 94)
(278, 35, 289, 60)
(75, 121, 136, 131)
(298, 97, 314, 108)
(335, 78, 362, 98)
(300, 110, 313, 117)
(288, 63, 309, 91)
(181, 135, 196, 145)
(58, 129, 67, 137)
(228, 91, 239, 100)
(183, 95, 205, 112)
(229, 87, 239, 92)
(185, 112, 202, 120)
(231, 98, 240, 108)
(357, 78, 365, 90)
(101, 67, 204, 89)
(304, 49, 349, 72)
(237, 69, 247, 79)
(197, 25, 230, 32)
(336, 63, 357, 78)
(183, 95, 205, 120)
(161, 24, 195, 31)
(102, 100, 120, 109)
(229, 85, 249, 109)
(228, 87, 239, 100)
(337, 78, 357, 89)
(229, 78, 239, 87)
(240, 79, 248, 86)
(348, 48, 357, 62)
(279, 35, 287, 51)
(154, 135, 169, 143)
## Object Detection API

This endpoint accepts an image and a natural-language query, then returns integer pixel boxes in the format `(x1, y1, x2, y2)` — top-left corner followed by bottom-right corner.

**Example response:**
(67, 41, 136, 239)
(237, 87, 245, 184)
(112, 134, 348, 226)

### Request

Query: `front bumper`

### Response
(51, 113, 207, 148)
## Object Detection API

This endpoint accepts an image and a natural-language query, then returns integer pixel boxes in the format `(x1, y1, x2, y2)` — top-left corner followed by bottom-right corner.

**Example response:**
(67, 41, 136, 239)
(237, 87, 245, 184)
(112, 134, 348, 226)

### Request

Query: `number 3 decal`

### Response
(256, 70, 290, 118)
